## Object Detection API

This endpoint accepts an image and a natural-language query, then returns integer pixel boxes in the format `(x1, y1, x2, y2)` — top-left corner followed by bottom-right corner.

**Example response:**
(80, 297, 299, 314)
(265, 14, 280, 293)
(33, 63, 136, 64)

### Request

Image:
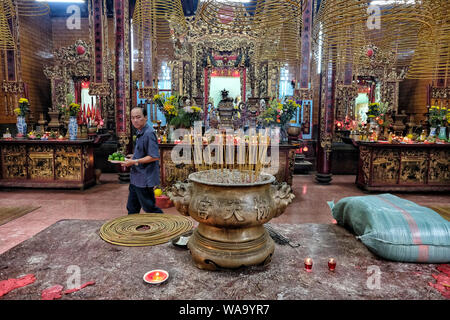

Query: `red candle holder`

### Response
(143, 269, 169, 284)
(328, 258, 337, 271)
(304, 258, 313, 272)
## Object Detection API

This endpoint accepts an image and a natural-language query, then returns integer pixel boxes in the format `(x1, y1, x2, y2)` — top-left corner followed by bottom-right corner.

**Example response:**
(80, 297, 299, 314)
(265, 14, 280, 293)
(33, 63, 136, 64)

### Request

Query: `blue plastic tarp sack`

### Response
(330, 193, 450, 263)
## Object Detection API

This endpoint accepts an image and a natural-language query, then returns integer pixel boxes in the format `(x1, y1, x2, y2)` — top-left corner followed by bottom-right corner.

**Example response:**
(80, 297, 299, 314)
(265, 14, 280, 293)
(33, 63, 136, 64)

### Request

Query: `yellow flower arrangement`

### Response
(259, 98, 301, 126)
(14, 97, 30, 116)
(190, 106, 202, 113)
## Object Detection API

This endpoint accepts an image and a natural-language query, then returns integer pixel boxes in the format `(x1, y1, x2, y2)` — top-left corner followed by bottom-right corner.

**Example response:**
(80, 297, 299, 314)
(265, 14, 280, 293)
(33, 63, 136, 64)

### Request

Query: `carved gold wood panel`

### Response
(28, 153, 54, 180)
(1, 145, 27, 179)
(372, 148, 399, 184)
(162, 148, 195, 186)
(54, 146, 82, 181)
(359, 146, 371, 185)
(27, 145, 54, 180)
(399, 150, 428, 184)
(274, 152, 287, 184)
(428, 149, 450, 184)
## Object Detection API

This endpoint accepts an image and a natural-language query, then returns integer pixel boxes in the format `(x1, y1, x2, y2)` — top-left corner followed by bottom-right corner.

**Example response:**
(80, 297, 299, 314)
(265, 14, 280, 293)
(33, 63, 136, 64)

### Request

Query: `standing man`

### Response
(122, 107, 163, 214)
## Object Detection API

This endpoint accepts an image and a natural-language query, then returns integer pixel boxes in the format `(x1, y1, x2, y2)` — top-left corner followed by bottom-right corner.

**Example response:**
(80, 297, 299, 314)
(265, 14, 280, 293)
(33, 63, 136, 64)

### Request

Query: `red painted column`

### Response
(315, 55, 335, 184)
(114, 0, 132, 183)
(299, 0, 312, 90)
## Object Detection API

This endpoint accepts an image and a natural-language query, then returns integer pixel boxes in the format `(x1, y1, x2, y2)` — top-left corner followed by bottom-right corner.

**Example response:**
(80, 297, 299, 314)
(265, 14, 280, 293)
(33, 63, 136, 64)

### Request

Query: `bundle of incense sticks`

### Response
(191, 128, 270, 183)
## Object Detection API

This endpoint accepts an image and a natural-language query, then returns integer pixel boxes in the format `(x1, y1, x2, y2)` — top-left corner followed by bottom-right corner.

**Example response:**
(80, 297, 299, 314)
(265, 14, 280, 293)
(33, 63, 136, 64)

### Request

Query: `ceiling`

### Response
(46, 0, 199, 18)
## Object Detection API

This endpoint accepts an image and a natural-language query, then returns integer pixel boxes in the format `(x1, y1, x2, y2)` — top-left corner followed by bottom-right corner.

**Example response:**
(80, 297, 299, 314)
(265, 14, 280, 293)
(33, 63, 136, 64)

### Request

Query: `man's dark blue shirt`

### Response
(131, 123, 160, 187)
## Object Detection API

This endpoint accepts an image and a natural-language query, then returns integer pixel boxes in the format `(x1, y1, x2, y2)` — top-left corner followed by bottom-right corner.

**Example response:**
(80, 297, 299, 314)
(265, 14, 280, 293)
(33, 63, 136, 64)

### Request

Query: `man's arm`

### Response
(122, 132, 159, 167)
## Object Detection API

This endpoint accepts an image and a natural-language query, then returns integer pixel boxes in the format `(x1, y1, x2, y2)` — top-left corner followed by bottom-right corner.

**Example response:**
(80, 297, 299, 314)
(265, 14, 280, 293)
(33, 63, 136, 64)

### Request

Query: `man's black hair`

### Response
(132, 106, 147, 117)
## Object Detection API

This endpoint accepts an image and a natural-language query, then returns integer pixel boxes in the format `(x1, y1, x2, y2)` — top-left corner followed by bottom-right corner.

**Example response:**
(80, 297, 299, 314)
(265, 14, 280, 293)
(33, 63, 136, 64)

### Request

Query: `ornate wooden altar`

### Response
(0, 139, 98, 190)
(354, 141, 450, 192)
(158, 143, 297, 188)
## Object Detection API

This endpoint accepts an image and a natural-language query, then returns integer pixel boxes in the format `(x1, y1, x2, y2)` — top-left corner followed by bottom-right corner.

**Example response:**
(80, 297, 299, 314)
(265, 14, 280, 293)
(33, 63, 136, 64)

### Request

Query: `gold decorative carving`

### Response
(162, 148, 195, 187)
(399, 150, 427, 183)
(372, 149, 399, 184)
(82, 147, 90, 170)
(335, 81, 358, 121)
(55, 145, 82, 181)
(428, 149, 450, 184)
(28, 152, 53, 180)
(359, 146, 371, 185)
(88, 82, 110, 97)
(117, 134, 130, 155)
(294, 88, 313, 101)
(1, 80, 24, 94)
(274, 152, 287, 183)
(431, 87, 450, 100)
(354, 45, 407, 113)
(44, 40, 92, 112)
(320, 135, 333, 160)
(1, 145, 27, 179)
(287, 148, 295, 186)
(138, 87, 158, 99)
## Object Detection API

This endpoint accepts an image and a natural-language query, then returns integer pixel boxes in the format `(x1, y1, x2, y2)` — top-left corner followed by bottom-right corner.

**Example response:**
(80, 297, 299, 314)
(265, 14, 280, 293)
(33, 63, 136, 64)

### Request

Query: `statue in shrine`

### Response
(217, 89, 234, 129)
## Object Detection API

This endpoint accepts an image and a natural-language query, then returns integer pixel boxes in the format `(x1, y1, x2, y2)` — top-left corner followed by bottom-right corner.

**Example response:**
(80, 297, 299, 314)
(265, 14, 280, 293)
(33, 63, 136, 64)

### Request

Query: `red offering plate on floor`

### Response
(143, 270, 169, 284)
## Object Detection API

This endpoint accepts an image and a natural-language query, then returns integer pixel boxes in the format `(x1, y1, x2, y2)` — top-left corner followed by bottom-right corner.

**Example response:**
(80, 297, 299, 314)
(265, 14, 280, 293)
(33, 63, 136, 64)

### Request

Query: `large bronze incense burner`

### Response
(168, 169, 295, 270)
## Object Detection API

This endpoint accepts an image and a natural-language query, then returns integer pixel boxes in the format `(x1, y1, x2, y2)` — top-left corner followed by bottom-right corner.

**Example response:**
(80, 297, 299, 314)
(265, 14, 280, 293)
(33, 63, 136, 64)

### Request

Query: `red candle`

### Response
(328, 258, 337, 271)
(144, 270, 169, 284)
(304, 258, 313, 271)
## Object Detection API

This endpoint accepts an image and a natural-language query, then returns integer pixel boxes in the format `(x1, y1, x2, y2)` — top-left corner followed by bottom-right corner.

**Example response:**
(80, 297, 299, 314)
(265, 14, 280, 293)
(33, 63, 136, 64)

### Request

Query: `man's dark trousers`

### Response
(127, 184, 163, 214)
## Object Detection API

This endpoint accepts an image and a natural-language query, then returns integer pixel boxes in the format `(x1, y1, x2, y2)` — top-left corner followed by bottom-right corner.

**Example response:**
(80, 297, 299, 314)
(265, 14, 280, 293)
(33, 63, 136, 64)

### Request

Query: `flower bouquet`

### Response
(14, 98, 30, 137)
(14, 98, 30, 117)
(366, 102, 381, 119)
(153, 93, 182, 125)
(259, 98, 301, 127)
(170, 105, 203, 128)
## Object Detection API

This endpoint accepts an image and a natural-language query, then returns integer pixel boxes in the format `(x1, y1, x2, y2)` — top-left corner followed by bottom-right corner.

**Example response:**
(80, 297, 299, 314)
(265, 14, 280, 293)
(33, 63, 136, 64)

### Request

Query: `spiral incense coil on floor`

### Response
(99, 214, 194, 247)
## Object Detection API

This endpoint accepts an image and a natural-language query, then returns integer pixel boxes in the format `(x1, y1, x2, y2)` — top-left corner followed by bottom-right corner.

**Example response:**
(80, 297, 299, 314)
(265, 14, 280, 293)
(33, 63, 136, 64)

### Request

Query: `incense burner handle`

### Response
(271, 182, 295, 218)
(167, 181, 192, 216)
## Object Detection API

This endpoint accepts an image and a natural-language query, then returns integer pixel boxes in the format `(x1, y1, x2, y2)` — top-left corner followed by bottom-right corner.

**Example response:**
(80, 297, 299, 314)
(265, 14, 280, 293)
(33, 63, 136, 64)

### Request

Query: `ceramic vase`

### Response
(69, 116, 78, 140)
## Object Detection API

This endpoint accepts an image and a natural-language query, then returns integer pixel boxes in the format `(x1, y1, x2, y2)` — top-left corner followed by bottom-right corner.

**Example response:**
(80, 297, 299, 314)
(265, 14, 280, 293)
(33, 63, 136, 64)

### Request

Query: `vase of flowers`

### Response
(14, 98, 30, 138)
(61, 102, 81, 140)
(437, 106, 448, 141)
(154, 92, 182, 126)
(259, 98, 301, 142)
(428, 105, 441, 137)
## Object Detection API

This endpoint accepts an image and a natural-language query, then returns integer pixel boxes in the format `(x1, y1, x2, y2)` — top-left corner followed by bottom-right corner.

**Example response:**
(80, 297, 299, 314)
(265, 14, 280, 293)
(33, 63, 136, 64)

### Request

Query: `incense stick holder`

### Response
(168, 169, 295, 270)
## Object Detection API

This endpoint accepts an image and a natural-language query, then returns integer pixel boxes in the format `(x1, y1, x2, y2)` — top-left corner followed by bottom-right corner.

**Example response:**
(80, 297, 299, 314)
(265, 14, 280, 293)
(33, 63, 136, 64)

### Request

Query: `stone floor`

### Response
(0, 220, 446, 300)
(1, 173, 449, 255)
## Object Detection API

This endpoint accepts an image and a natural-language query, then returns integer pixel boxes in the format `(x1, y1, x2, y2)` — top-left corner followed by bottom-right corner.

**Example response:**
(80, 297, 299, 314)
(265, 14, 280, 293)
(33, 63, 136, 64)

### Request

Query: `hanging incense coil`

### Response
(99, 213, 194, 247)
(313, 0, 433, 68)
(16, 0, 50, 17)
(196, 0, 302, 34)
(132, 0, 187, 41)
(406, 0, 450, 80)
(0, 4, 16, 51)
(1, 0, 15, 20)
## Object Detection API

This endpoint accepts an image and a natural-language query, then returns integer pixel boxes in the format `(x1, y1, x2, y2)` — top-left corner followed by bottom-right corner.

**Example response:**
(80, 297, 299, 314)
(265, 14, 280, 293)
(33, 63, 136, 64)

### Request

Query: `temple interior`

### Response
(0, 0, 449, 303)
